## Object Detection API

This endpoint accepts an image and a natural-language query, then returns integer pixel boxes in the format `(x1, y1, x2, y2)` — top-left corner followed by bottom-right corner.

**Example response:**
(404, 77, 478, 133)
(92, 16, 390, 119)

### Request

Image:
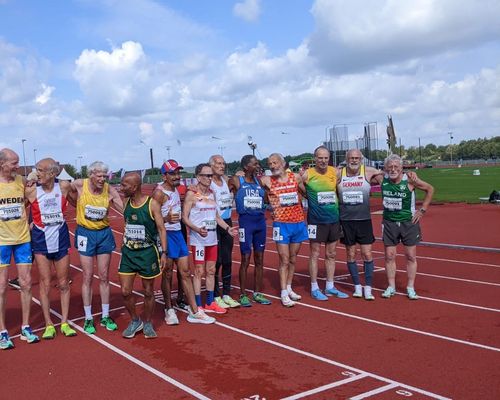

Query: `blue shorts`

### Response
(74, 225, 116, 256)
(32, 223, 70, 261)
(272, 221, 308, 244)
(238, 214, 266, 255)
(0, 242, 32, 267)
(167, 230, 189, 259)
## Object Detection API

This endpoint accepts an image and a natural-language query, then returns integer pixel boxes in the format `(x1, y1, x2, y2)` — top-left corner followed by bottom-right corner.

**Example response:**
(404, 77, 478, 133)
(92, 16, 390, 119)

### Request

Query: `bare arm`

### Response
(151, 198, 168, 270)
(216, 211, 238, 237)
(228, 175, 239, 194)
(109, 185, 124, 213)
(365, 166, 384, 185)
(410, 178, 434, 223)
(151, 188, 171, 223)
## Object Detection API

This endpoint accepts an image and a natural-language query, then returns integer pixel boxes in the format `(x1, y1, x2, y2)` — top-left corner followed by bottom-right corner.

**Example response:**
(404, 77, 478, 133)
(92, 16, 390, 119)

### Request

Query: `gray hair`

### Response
(37, 158, 60, 175)
(88, 161, 109, 175)
(384, 154, 402, 168)
(346, 148, 363, 158)
(208, 154, 224, 165)
(314, 146, 330, 157)
(268, 153, 285, 163)
(0, 148, 16, 165)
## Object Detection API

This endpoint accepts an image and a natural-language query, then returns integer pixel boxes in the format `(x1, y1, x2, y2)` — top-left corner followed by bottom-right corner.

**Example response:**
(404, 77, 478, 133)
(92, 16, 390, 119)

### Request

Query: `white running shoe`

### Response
(288, 290, 302, 301)
(281, 295, 296, 307)
(353, 285, 363, 298)
(187, 309, 216, 324)
(165, 308, 180, 325)
(363, 286, 375, 301)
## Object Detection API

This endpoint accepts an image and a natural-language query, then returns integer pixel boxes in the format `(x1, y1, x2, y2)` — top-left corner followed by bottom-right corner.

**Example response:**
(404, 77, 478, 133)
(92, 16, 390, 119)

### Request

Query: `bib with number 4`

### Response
(194, 246, 205, 262)
(77, 235, 88, 252)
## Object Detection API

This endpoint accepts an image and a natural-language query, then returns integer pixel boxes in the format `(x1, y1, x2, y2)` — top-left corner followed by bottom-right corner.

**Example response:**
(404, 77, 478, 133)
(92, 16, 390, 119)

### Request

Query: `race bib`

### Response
(308, 224, 317, 239)
(0, 205, 23, 221)
(218, 195, 233, 210)
(41, 211, 64, 226)
(194, 246, 205, 262)
(342, 191, 363, 204)
(238, 228, 245, 242)
(203, 219, 217, 231)
(278, 192, 298, 207)
(383, 197, 402, 211)
(244, 196, 262, 210)
(84, 205, 107, 221)
(318, 191, 336, 205)
(77, 235, 88, 252)
(125, 224, 146, 241)
(272, 226, 282, 241)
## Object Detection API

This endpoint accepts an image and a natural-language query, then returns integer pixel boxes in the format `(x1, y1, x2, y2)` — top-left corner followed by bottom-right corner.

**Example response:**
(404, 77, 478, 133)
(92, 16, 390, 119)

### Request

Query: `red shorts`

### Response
(191, 245, 218, 265)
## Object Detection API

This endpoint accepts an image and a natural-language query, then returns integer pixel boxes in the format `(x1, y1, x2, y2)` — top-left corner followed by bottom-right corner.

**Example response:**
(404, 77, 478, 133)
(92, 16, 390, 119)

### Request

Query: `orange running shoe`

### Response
(202, 302, 228, 314)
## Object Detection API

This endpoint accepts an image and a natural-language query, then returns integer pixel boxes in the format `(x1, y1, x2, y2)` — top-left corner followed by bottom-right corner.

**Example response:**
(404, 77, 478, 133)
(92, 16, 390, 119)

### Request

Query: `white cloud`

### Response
(233, 0, 261, 22)
(35, 84, 55, 105)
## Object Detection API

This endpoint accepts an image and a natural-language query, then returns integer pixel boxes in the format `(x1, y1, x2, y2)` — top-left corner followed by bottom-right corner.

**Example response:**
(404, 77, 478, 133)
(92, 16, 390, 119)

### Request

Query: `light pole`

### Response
(33, 148, 37, 165)
(78, 156, 83, 175)
(21, 139, 27, 177)
(165, 146, 171, 159)
(247, 136, 257, 156)
(448, 132, 454, 165)
(218, 146, 225, 157)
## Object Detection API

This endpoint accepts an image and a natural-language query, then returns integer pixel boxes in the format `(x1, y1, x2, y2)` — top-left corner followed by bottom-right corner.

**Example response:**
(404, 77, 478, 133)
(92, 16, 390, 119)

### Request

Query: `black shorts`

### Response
(382, 220, 421, 246)
(340, 219, 375, 246)
(307, 222, 341, 243)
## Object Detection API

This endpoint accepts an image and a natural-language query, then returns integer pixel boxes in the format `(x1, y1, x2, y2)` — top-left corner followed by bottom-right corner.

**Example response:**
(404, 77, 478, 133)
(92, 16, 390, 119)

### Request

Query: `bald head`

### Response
(37, 158, 60, 175)
(120, 172, 142, 197)
(0, 148, 20, 179)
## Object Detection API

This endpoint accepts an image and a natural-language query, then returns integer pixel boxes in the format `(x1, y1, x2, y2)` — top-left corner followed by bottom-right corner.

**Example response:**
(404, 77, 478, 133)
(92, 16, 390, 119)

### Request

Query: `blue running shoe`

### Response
(0, 331, 15, 350)
(325, 287, 349, 299)
(20, 326, 40, 344)
(122, 319, 143, 338)
(311, 289, 328, 301)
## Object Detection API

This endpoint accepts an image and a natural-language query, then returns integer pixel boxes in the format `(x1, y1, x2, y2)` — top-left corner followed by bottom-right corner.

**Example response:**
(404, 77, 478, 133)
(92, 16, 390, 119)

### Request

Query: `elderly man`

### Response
(376, 154, 434, 300)
(72, 161, 123, 334)
(0, 148, 39, 349)
(337, 149, 383, 300)
(260, 153, 308, 307)
(25, 158, 77, 339)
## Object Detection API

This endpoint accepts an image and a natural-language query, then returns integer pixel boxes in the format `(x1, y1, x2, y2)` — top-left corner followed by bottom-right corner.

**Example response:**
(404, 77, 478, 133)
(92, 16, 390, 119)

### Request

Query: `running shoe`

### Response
(353, 285, 363, 298)
(187, 309, 216, 324)
(381, 286, 396, 298)
(83, 319, 96, 334)
(100, 316, 118, 331)
(122, 319, 143, 338)
(253, 293, 271, 305)
(363, 286, 375, 301)
(0, 332, 14, 350)
(42, 325, 56, 340)
(406, 287, 419, 300)
(214, 296, 230, 309)
(281, 295, 295, 308)
(288, 290, 302, 301)
(222, 295, 240, 308)
(20, 326, 40, 344)
(311, 289, 328, 301)
(60, 323, 77, 337)
(239, 294, 252, 307)
(202, 302, 228, 314)
(325, 287, 349, 299)
(143, 322, 157, 339)
(8, 277, 20, 290)
(176, 298, 190, 311)
(165, 308, 180, 325)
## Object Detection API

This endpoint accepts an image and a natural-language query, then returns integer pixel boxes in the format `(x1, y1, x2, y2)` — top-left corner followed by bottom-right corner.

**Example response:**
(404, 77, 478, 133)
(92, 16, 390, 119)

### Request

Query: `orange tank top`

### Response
(268, 172, 304, 223)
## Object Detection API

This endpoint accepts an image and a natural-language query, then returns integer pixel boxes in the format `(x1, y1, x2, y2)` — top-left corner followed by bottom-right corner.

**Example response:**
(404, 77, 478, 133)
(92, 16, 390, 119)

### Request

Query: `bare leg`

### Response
(17, 264, 33, 327)
(404, 245, 417, 288)
(54, 254, 71, 323)
(35, 254, 54, 326)
(276, 244, 290, 291)
(96, 253, 111, 307)
(324, 241, 338, 283)
(253, 252, 264, 293)
(239, 253, 251, 295)
(309, 242, 321, 285)
(0, 268, 8, 331)
(177, 256, 198, 313)
(161, 258, 174, 309)
(80, 254, 94, 308)
(384, 245, 397, 288)
(120, 274, 137, 320)
(142, 278, 155, 322)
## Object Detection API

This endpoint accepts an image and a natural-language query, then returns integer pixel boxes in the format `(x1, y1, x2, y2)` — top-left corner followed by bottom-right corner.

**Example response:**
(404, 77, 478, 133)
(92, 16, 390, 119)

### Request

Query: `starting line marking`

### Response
(280, 374, 367, 400)
(350, 383, 400, 399)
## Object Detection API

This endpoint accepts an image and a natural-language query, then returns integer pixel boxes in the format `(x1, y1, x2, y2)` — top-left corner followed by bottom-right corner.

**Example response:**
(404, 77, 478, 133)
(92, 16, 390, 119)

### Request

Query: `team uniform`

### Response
(235, 176, 266, 254)
(338, 165, 375, 245)
(119, 197, 162, 279)
(188, 191, 218, 264)
(0, 175, 32, 267)
(305, 166, 341, 243)
(74, 179, 115, 256)
(381, 174, 421, 246)
(30, 180, 70, 261)
(158, 185, 189, 259)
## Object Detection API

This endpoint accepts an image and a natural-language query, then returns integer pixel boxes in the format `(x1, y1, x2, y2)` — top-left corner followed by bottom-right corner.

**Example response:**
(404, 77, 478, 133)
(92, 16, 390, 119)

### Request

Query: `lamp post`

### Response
(448, 132, 454, 165)
(218, 146, 225, 157)
(21, 139, 27, 177)
(165, 146, 171, 159)
(33, 148, 37, 165)
(247, 136, 257, 156)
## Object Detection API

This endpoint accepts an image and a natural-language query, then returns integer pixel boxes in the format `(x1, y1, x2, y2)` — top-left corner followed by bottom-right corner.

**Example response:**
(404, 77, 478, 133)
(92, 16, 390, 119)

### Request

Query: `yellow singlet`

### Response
(0, 175, 30, 245)
(76, 179, 110, 230)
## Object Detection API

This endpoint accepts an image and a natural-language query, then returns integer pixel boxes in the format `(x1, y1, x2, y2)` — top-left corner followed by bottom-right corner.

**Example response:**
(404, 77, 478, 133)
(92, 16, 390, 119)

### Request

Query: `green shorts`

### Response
(119, 245, 161, 279)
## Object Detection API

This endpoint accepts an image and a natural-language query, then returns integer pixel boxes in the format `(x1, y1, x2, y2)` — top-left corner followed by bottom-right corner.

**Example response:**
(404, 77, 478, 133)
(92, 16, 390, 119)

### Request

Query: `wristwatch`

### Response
(419, 208, 426, 214)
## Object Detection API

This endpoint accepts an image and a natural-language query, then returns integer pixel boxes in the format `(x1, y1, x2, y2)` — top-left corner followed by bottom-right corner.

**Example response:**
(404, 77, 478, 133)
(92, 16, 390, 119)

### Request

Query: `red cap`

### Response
(161, 159, 183, 174)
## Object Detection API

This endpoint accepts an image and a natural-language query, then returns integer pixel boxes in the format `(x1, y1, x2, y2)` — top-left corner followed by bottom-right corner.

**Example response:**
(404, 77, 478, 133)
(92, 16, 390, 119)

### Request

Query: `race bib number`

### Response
(278, 192, 298, 207)
(218, 195, 233, 210)
(203, 219, 217, 231)
(272, 227, 282, 241)
(194, 246, 205, 262)
(125, 224, 146, 241)
(84, 205, 107, 221)
(383, 197, 402, 211)
(0, 205, 23, 221)
(342, 191, 363, 204)
(308, 224, 317, 239)
(41, 211, 64, 226)
(318, 191, 336, 205)
(77, 235, 88, 252)
(238, 228, 245, 242)
(244, 196, 262, 210)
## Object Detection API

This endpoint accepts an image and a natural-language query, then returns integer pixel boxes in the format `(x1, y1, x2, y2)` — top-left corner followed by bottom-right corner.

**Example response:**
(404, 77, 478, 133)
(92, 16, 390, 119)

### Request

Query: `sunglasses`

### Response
(198, 173, 213, 178)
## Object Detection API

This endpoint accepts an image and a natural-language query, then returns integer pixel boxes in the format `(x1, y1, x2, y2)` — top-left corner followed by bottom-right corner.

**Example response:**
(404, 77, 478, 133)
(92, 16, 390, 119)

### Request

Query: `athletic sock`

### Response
(281, 289, 289, 298)
(84, 305, 92, 320)
(21, 325, 29, 330)
(0, 330, 7, 335)
(325, 280, 334, 290)
(102, 303, 110, 318)
(364, 260, 374, 286)
(207, 290, 214, 305)
(286, 284, 292, 293)
(195, 294, 202, 307)
(311, 282, 319, 291)
(347, 261, 360, 285)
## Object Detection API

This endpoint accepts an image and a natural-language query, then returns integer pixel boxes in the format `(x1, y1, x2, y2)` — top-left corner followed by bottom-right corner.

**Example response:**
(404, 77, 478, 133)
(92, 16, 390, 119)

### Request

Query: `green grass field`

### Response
(402, 166, 499, 203)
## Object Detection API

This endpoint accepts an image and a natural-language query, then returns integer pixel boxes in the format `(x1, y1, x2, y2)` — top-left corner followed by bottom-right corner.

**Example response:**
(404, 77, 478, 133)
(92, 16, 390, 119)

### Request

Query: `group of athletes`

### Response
(0, 145, 433, 349)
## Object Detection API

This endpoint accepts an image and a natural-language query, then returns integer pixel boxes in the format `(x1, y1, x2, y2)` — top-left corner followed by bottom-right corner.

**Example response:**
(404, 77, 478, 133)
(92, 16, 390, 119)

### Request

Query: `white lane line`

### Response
(280, 374, 367, 400)
(350, 383, 399, 399)
(30, 297, 211, 400)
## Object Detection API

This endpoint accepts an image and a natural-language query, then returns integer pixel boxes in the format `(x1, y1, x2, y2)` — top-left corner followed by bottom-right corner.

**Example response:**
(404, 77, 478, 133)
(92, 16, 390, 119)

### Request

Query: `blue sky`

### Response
(1, 0, 499, 171)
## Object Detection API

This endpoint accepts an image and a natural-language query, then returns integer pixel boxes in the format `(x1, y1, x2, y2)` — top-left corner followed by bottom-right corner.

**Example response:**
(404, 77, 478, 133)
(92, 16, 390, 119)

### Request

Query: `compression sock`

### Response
(347, 261, 360, 285)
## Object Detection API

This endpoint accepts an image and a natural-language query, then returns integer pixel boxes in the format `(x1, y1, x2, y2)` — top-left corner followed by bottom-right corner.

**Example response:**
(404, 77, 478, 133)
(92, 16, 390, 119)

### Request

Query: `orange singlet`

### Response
(268, 172, 304, 223)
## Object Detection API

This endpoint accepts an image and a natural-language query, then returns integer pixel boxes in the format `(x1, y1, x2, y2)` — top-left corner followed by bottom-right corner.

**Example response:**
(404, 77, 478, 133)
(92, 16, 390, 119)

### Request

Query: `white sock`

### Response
(84, 305, 92, 320)
(281, 289, 289, 298)
(311, 282, 319, 291)
(286, 285, 292, 293)
(354, 284, 362, 292)
(102, 303, 110, 318)
(21, 325, 29, 330)
(325, 281, 334, 290)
